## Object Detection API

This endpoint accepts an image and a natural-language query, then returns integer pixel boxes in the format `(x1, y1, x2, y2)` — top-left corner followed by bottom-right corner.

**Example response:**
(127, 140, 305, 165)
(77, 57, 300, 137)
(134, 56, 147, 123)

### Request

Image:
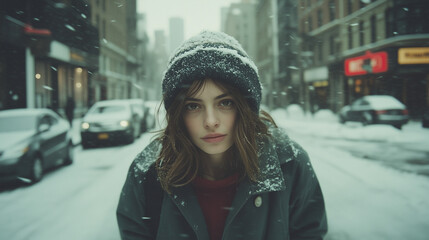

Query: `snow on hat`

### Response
(162, 30, 261, 113)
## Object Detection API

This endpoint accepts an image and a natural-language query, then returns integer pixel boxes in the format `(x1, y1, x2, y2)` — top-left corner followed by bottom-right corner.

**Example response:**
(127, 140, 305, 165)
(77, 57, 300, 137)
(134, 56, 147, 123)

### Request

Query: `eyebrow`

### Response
(185, 93, 230, 102)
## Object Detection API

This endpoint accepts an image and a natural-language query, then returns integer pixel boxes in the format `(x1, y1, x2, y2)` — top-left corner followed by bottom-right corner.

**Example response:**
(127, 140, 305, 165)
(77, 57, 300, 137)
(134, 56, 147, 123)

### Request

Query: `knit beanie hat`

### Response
(162, 31, 262, 113)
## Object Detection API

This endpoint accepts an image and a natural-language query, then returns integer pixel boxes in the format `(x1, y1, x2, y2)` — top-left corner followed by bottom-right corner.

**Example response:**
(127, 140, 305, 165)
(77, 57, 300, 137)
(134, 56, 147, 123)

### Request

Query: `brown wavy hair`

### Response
(155, 79, 276, 193)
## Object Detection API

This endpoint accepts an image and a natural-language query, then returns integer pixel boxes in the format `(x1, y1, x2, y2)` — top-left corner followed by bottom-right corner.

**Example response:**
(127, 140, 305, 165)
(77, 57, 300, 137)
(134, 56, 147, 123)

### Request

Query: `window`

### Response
(329, 0, 335, 21)
(347, 0, 353, 15)
(317, 9, 323, 28)
(329, 35, 335, 55)
(370, 15, 376, 43)
(102, 20, 106, 38)
(359, 0, 365, 9)
(385, 8, 393, 37)
(348, 25, 353, 49)
(359, 21, 364, 46)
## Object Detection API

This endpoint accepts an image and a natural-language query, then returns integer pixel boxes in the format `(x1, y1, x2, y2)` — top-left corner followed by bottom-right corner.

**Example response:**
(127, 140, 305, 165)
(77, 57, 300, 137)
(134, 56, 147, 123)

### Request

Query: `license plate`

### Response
(98, 133, 109, 139)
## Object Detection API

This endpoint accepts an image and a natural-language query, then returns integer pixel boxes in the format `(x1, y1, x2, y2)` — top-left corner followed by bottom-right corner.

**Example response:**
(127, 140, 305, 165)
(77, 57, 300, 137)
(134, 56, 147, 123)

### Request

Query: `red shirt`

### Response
(193, 173, 239, 240)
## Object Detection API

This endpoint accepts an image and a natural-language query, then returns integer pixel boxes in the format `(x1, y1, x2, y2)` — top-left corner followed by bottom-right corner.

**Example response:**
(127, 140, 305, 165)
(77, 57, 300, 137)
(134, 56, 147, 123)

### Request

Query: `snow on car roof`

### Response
(92, 100, 132, 106)
(363, 95, 406, 110)
(0, 108, 53, 117)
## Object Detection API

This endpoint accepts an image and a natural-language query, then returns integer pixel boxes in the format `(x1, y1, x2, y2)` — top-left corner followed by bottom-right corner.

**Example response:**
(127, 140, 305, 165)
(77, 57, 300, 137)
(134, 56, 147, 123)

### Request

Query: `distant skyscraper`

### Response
(169, 17, 184, 55)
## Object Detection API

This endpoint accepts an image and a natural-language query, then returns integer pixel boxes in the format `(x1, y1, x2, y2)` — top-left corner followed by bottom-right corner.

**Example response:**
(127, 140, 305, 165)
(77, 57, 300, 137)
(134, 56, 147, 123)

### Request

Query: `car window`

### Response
(351, 99, 362, 107)
(359, 100, 369, 106)
(39, 115, 50, 126)
(90, 105, 126, 114)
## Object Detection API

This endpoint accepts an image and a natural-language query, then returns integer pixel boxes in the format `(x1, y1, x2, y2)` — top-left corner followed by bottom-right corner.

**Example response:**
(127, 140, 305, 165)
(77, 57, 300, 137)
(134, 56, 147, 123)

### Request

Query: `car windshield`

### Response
(89, 105, 127, 114)
(0, 116, 36, 132)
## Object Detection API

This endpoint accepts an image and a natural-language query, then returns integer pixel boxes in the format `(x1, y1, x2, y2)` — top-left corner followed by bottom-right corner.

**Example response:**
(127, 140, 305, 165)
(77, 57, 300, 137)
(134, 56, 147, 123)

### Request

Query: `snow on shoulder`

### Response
(133, 140, 161, 176)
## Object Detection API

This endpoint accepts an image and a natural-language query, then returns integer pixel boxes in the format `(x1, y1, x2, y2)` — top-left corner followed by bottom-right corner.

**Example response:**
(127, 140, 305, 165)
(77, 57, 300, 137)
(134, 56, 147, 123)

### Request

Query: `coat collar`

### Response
(250, 134, 287, 194)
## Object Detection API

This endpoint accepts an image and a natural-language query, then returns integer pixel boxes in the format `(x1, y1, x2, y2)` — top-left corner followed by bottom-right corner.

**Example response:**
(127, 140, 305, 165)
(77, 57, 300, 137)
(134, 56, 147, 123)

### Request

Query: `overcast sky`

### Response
(138, 0, 240, 42)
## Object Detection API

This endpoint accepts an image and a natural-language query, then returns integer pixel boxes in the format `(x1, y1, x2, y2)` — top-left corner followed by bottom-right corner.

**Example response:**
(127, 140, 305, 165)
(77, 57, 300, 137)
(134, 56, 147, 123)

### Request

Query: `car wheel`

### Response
(134, 123, 141, 138)
(393, 124, 402, 130)
(64, 142, 74, 165)
(363, 112, 373, 126)
(126, 131, 135, 144)
(30, 156, 43, 183)
(141, 120, 147, 133)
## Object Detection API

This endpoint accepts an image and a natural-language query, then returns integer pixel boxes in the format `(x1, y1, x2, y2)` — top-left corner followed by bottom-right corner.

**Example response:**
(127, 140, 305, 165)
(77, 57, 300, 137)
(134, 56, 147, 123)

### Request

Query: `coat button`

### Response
(254, 196, 262, 207)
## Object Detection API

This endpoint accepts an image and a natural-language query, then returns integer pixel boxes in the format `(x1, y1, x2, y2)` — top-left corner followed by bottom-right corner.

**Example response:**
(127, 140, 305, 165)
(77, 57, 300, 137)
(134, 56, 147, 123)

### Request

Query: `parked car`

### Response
(127, 99, 148, 133)
(80, 100, 140, 148)
(422, 107, 429, 128)
(144, 100, 165, 130)
(0, 108, 73, 184)
(339, 95, 409, 129)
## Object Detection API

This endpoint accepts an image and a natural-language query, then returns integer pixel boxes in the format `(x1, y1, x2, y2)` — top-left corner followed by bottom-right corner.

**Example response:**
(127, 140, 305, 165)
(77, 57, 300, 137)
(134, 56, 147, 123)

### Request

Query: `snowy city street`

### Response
(2, 0, 428, 239)
(1, 108, 429, 240)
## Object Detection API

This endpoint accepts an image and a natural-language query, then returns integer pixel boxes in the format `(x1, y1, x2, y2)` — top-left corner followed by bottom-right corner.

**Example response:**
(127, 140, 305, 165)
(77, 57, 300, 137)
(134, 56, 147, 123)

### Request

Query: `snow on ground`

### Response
(271, 105, 429, 240)
(29, 107, 429, 239)
(271, 105, 429, 151)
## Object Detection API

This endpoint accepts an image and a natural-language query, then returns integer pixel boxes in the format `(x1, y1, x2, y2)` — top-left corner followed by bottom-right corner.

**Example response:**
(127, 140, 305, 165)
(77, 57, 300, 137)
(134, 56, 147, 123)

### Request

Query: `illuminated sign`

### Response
(71, 52, 84, 63)
(398, 47, 429, 64)
(344, 51, 388, 76)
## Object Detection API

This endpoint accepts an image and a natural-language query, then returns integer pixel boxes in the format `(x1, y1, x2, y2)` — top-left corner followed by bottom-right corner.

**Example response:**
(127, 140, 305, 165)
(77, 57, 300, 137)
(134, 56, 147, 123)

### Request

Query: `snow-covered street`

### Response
(1, 109, 429, 240)
(0, 131, 156, 240)
(271, 107, 429, 240)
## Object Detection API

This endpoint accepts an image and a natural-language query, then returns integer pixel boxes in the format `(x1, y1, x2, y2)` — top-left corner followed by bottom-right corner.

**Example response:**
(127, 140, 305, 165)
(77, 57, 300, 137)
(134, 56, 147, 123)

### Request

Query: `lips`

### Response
(201, 133, 227, 143)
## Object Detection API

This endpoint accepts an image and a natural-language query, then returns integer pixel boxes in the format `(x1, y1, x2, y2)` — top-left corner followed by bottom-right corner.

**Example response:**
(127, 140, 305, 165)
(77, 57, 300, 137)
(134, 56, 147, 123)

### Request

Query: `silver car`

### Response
(0, 109, 73, 184)
(80, 100, 141, 148)
(339, 95, 409, 129)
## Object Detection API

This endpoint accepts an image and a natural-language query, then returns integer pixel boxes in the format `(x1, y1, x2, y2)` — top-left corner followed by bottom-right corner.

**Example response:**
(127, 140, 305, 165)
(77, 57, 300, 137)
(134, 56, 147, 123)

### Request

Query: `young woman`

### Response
(117, 31, 327, 240)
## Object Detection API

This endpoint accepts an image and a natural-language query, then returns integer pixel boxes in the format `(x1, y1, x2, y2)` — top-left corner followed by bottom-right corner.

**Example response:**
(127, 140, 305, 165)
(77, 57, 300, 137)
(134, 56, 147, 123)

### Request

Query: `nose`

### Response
(204, 107, 219, 129)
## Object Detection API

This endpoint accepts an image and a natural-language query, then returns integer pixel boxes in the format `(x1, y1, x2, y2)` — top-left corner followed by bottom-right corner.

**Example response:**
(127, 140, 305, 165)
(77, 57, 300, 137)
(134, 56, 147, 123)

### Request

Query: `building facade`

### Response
(277, 0, 300, 106)
(0, 0, 99, 117)
(88, 0, 141, 103)
(223, 0, 300, 109)
(256, 0, 279, 109)
(299, 0, 429, 117)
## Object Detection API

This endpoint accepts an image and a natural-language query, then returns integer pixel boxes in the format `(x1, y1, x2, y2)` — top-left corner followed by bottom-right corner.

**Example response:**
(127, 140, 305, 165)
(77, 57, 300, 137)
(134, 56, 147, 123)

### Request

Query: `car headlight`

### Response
(81, 122, 90, 130)
(119, 120, 129, 128)
(1, 143, 30, 163)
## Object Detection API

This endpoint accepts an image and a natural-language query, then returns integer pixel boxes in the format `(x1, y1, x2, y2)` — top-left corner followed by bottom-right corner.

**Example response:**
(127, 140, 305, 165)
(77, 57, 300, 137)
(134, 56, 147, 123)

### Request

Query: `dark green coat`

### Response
(117, 127, 327, 239)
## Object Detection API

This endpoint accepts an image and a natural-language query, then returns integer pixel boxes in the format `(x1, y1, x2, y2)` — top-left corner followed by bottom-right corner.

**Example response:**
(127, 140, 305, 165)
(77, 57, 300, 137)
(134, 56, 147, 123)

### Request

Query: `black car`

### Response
(0, 108, 73, 184)
(422, 107, 429, 128)
(339, 95, 409, 129)
(80, 100, 141, 148)
(127, 99, 148, 133)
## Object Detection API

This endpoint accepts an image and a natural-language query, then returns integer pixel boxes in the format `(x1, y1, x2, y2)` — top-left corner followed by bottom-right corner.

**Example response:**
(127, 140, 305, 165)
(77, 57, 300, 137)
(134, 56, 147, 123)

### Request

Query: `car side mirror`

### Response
(39, 123, 50, 133)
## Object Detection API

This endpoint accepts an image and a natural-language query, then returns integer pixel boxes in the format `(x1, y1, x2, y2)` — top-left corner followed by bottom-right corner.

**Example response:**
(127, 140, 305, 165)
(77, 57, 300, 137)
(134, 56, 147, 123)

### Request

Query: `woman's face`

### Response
(183, 79, 237, 156)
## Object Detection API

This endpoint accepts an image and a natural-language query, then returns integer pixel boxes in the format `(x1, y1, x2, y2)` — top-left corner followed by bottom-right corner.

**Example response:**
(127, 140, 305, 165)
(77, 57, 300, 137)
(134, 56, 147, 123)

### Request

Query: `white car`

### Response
(80, 100, 141, 148)
(339, 95, 409, 129)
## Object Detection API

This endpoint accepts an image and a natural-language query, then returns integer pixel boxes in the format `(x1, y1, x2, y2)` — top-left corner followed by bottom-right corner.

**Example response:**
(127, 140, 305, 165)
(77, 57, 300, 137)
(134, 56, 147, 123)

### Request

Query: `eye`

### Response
(184, 103, 201, 112)
(219, 99, 235, 109)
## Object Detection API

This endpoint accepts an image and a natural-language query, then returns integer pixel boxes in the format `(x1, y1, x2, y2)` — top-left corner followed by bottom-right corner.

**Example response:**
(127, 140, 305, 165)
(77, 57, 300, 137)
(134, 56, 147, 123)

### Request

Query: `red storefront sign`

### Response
(344, 51, 388, 76)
